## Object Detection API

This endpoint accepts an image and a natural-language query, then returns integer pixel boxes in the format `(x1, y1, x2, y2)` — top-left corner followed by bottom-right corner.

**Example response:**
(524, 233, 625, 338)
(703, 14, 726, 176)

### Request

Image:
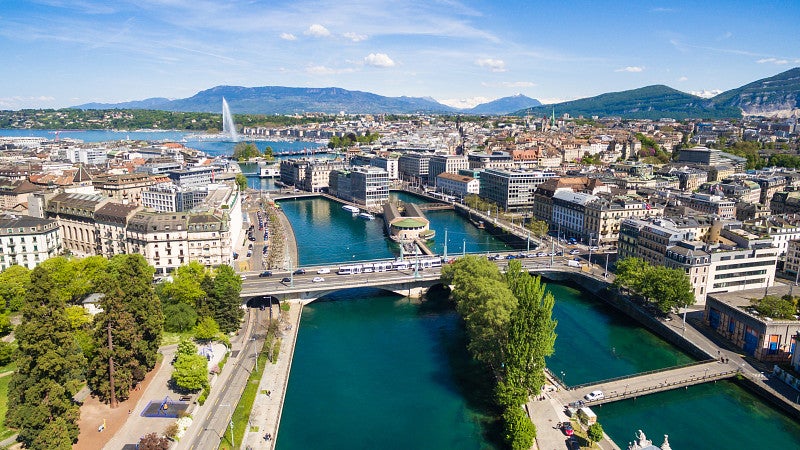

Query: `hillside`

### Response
(467, 94, 541, 115)
(514, 85, 741, 120)
(708, 67, 800, 117)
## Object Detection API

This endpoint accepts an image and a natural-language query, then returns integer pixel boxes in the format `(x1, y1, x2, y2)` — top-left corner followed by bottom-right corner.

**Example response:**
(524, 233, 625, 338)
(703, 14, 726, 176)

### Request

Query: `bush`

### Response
(271, 338, 281, 363)
(197, 387, 208, 406)
(0, 341, 13, 366)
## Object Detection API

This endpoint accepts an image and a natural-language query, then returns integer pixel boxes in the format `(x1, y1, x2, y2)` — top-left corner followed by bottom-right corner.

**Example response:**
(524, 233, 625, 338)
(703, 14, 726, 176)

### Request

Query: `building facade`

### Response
(0, 214, 61, 270)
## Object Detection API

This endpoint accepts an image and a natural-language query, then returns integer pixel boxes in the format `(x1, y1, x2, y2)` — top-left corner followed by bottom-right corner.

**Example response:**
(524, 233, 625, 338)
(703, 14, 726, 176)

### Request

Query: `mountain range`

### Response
(73, 68, 800, 119)
(74, 87, 541, 116)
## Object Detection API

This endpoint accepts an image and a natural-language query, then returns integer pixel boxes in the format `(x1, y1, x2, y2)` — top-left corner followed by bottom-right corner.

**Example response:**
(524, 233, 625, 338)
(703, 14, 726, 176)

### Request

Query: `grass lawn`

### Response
(218, 340, 270, 450)
(161, 331, 194, 346)
(0, 374, 16, 442)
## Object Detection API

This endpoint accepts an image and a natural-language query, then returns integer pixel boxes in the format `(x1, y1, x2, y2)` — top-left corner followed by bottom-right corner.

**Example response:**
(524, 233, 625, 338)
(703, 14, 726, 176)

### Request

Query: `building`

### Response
(44, 192, 109, 257)
(436, 173, 479, 198)
(664, 241, 711, 304)
(532, 177, 606, 228)
(167, 167, 216, 188)
(142, 183, 208, 212)
(330, 166, 389, 208)
(677, 146, 720, 165)
(705, 286, 800, 361)
(584, 195, 663, 248)
(0, 179, 40, 212)
(480, 169, 558, 211)
(370, 155, 399, 180)
(467, 152, 514, 170)
(0, 213, 61, 270)
(428, 154, 468, 187)
(551, 190, 598, 242)
(93, 173, 159, 205)
(94, 202, 141, 258)
(397, 152, 432, 185)
(680, 193, 736, 219)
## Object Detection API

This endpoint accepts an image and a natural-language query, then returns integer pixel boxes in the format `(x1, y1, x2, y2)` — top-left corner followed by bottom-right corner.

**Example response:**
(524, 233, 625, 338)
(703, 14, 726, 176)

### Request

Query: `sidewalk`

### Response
(242, 302, 303, 449)
(527, 387, 620, 450)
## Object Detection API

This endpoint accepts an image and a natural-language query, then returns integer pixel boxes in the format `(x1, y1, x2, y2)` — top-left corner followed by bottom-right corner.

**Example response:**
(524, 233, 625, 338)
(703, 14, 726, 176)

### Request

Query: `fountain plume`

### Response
(222, 97, 239, 142)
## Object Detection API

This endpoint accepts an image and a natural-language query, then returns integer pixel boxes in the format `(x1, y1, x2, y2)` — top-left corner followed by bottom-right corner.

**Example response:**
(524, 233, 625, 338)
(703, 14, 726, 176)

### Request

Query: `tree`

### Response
(138, 432, 171, 450)
(206, 265, 244, 333)
(235, 173, 248, 191)
(194, 316, 220, 341)
(0, 341, 14, 366)
(587, 422, 604, 447)
(232, 142, 262, 161)
(176, 338, 198, 358)
(526, 219, 549, 238)
(171, 353, 209, 392)
(160, 262, 210, 308)
(88, 254, 163, 404)
(164, 303, 198, 332)
(502, 405, 535, 450)
(6, 266, 85, 448)
(613, 257, 649, 294)
(753, 295, 796, 319)
(0, 265, 30, 311)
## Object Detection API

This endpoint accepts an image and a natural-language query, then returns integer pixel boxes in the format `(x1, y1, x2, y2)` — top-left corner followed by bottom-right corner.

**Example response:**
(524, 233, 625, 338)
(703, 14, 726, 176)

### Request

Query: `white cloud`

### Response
(678, 76, 689, 82)
(343, 32, 367, 42)
(482, 81, 536, 88)
(364, 53, 395, 68)
(689, 89, 723, 98)
(279, 32, 296, 41)
(305, 24, 331, 37)
(615, 66, 644, 73)
(438, 97, 492, 109)
(476, 58, 506, 72)
(757, 57, 788, 65)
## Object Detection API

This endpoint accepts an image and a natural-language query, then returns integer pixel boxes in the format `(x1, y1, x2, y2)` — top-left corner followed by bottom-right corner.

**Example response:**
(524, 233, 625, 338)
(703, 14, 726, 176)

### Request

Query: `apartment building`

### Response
(93, 173, 160, 205)
(428, 154, 469, 187)
(94, 202, 141, 259)
(436, 173, 479, 198)
(480, 169, 557, 211)
(0, 214, 61, 270)
(584, 195, 663, 248)
(45, 192, 109, 257)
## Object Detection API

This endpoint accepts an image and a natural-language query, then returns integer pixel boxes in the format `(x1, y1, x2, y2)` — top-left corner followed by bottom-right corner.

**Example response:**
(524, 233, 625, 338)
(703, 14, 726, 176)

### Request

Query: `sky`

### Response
(1, 0, 798, 110)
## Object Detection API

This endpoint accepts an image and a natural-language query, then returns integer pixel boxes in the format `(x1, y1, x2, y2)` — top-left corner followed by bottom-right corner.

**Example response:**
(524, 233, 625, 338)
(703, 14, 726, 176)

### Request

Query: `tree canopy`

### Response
(614, 257, 695, 313)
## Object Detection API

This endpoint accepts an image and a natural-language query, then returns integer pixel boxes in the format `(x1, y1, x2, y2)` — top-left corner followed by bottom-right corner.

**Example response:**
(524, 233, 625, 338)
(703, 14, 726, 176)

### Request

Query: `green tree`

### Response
(232, 142, 262, 161)
(613, 257, 649, 294)
(752, 295, 796, 319)
(88, 254, 163, 404)
(194, 316, 220, 341)
(526, 219, 549, 238)
(6, 266, 85, 448)
(0, 313, 12, 335)
(206, 265, 244, 333)
(235, 173, 248, 191)
(502, 405, 536, 450)
(0, 341, 14, 366)
(176, 338, 198, 358)
(502, 261, 557, 401)
(32, 416, 76, 450)
(587, 422, 604, 447)
(0, 265, 30, 311)
(160, 262, 210, 308)
(163, 303, 198, 332)
(171, 353, 209, 392)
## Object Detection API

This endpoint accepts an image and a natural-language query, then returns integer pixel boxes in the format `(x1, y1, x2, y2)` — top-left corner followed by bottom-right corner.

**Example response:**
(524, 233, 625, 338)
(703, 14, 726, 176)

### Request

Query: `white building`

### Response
(0, 214, 61, 270)
(428, 154, 469, 187)
(436, 172, 479, 198)
(370, 155, 399, 180)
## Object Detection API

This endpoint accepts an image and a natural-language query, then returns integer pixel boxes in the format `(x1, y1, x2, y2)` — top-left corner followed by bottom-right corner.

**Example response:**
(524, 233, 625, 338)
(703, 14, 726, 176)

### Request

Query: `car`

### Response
(259, 271, 272, 278)
(294, 268, 306, 275)
(316, 268, 330, 274)
(281, 277, 291, 283)
(536, 252, 547, 257)
(584, 390, 604, 401)
(556, 251, 564, 256)
(569, 249, 581, 255)
(589, 246, 599, 251)
(240, 274, 247, 280)
(560, 422, 574, 436)
(312, 276, 325, 283)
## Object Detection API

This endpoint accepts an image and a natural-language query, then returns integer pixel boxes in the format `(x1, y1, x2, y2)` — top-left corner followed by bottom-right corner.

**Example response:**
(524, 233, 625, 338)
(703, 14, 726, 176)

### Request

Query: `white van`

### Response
(316, 268, 330, 274)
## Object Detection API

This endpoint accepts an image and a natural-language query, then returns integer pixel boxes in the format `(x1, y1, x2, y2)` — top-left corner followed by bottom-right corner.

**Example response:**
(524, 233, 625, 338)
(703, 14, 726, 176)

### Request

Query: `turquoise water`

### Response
(276, 288, 497, 450)
(278, 197, 396, 265)
(599, 380, 800, 449)
(545, 282, 694, 385)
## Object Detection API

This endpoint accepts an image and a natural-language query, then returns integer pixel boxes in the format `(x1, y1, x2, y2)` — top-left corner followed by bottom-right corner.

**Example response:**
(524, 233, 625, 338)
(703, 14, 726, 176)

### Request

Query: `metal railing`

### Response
(565, 358, 718, 391)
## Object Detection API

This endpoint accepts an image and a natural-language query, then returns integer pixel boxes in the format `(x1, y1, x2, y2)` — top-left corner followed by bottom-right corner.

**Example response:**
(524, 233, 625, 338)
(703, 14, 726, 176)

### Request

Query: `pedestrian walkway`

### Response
(242, 302, 303, 449)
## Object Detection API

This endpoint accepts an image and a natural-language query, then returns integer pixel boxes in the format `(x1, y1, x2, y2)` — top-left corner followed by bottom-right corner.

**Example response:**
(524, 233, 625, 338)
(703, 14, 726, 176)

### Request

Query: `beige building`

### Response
(45, 192, 109, 257)
(584, 196, 663, 248)
(93, 173, 161, 205)
(94, 202, 141, 259)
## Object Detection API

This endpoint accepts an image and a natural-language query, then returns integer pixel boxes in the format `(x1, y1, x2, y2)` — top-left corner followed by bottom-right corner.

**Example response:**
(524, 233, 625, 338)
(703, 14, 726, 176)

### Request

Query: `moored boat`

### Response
(342, 205, 360, 214)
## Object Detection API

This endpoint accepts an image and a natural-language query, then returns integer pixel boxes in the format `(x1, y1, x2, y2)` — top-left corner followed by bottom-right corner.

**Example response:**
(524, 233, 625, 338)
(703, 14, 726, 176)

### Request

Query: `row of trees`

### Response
(613, 257, 695, 314)
(750, 294, 798, 319)
(6, 254, 162, 449)
(327, 131, 380, 149)
(441, 257, 557, 450)
(156, 262, 245, 334)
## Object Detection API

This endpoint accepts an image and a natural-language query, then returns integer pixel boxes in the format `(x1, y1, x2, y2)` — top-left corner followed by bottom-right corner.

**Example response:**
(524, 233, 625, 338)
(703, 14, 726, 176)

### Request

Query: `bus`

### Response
(337, 264, 363, 275)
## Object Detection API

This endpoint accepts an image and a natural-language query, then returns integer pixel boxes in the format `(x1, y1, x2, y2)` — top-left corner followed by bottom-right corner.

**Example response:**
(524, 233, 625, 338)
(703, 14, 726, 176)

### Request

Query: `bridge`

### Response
(552, 360, 739, 407)
(240, 254, 603, 303)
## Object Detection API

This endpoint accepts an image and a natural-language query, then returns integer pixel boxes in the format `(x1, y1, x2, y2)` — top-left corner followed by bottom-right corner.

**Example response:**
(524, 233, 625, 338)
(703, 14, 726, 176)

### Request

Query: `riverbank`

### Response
(242, 301, 303, 448)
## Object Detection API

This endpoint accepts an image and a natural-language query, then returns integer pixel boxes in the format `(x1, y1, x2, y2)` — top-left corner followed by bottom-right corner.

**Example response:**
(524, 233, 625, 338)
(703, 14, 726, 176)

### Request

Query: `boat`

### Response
(258, 164, 280, 178)
(358, 212, 375, 220)
(342, 205, 360, 214)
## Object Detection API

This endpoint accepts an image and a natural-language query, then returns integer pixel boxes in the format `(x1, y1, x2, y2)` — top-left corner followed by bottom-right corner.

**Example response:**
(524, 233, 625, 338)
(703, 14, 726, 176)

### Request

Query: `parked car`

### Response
(294, 268, 306, 275)
(316, 268, 330, 274)
(560, 422, 574, 436)
(589, 246, 599, 251)
(259, 271, 272, 278)
(584, 390, 604, 401)
(312, 276, 325, 283)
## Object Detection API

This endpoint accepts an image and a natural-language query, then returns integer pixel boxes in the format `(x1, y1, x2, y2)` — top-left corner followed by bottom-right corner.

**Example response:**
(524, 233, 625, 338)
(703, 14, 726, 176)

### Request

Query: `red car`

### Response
(560, 422, 574, 436)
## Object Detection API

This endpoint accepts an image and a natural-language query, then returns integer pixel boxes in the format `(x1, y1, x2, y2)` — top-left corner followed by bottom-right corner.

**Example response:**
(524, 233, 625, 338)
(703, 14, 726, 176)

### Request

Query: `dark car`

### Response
(560, 422, 574, 436)
(259, 271, 272, 277)
(293, 268, 306, 275)
(281, 277, 291, 283)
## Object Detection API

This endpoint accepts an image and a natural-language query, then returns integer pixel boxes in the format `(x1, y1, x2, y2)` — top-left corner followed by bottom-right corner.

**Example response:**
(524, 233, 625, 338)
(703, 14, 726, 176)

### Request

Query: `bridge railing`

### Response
(564, 358, 717, 391)
(582, 368, 740, 405)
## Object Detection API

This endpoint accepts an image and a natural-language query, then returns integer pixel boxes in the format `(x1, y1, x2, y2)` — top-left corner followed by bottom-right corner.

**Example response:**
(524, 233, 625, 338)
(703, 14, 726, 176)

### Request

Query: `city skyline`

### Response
(1, 0, 798, 110)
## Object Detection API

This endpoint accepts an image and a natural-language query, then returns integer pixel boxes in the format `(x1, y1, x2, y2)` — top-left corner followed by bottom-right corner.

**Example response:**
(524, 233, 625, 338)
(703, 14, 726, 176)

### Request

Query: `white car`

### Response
(316, 268, 330, 274)
(589, 246, 599, 251)
(569, 249, 581, 255)
(584, 390, 604, 401)
(312, 276, 325, 283)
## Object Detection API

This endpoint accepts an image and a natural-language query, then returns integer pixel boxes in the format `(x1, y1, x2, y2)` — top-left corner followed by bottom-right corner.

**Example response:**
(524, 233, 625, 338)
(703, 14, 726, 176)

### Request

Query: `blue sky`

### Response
(1, 0, 798, 110)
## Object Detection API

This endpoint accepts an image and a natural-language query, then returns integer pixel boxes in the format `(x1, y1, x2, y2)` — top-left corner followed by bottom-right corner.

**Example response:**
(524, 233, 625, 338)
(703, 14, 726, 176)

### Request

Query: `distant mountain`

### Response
(707, 67, 800, 117)
(74, 97, 172, 110)
(514, 85, 741, 120)
(467, 94, 541, 115)
(75, 86, 457, 115)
